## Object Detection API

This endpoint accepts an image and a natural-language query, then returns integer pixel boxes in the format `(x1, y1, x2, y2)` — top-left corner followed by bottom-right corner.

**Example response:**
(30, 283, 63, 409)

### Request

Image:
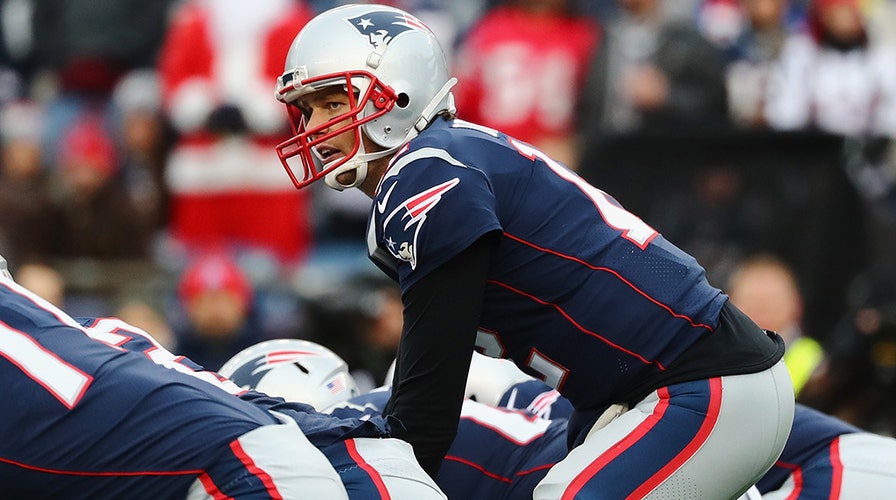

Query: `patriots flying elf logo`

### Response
(347, 10, 432, 49)
(382, 178, 460, 270)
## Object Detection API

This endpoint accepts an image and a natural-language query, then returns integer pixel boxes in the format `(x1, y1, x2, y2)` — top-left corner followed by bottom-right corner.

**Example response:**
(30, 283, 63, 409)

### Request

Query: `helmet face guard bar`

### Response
(275, 70, 398, 190)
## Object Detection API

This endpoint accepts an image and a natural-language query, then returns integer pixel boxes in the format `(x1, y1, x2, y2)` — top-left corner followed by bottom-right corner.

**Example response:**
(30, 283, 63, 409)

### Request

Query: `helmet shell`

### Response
(276, 4, 453, 149)
(219, 338, 360, 411)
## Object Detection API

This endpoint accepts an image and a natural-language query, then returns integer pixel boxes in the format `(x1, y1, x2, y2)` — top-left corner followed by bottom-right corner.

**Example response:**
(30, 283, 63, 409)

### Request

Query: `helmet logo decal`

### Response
(347, 11, 431, 49)
(227, 350, 320, 388)
(382, 178, 460, 270)
(264, 350, 319, 367)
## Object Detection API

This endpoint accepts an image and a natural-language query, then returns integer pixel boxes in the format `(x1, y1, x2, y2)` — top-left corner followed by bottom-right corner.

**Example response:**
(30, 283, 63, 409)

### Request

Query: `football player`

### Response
(272, 4, 794, 498)
(470, 353, 896, 500)
(758, 404, 896, 499)
(0, 254, 441, 499)
(0, 256, 350, 498)
(219, 339, 446, 499)
(222, 342, 568, 500)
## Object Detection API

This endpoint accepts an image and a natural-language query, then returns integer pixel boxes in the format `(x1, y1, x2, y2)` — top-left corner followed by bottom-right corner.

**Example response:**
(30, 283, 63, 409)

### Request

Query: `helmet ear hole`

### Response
(396, 93, 410, 108)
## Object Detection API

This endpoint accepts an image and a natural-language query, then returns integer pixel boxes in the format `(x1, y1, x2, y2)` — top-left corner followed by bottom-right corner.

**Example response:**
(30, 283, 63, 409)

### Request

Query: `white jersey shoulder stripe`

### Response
(382, 147, 470, 182)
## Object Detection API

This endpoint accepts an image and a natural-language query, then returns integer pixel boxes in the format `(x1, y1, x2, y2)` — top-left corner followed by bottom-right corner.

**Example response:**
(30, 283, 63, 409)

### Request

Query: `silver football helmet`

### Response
(218, 339, 360, 411)
(275, 4, 456, 190)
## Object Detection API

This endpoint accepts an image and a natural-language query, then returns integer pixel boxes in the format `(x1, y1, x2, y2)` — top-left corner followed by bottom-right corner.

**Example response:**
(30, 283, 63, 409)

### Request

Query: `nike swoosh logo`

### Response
(377, 182, 397, 214)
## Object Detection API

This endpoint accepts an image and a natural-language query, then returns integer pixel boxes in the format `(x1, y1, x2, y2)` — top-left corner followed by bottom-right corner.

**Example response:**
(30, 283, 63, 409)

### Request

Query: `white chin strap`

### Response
(322, 140, 392, 191)
(323, 78, 458, 192)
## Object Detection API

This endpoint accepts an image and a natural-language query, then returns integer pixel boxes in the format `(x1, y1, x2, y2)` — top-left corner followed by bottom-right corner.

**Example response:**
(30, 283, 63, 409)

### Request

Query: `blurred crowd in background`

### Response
(2, 0, 896, 437)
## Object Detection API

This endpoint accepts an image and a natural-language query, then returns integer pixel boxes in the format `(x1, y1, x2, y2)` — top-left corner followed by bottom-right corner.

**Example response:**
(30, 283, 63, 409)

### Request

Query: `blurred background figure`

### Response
(0, 0, 41, 104)
(347, 275, 404, 389)
(47, 111, 153, 261)
(700, 0, 807, 128)
(171, 251, 267, 371)
(157, 0, 315, 272)
(109, 69, 172, 239)
(301, 273, 404, 392)
(579, 0, 729, 141)
(452, 0, 600, 170)
(800, 269, 896, 437)
(861, 0, 896, 47)
(763, 0, 896, 137)
(29, 0, 177, 172)
(726, 253, 827, 398)
(114, 296, 177, 351)
(12, 260, 65, 307)
(0, 99, 55, 265)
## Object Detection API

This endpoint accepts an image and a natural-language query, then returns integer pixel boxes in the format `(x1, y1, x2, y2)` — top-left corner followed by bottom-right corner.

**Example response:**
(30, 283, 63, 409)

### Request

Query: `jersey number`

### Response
(84, 318, 242, 395)
(511, 139, 657, 249)
(476, 330, 568, 390)
(0, 317, 241, 410)
(461, 400, 550, 444)
(0, 322, 92, 409)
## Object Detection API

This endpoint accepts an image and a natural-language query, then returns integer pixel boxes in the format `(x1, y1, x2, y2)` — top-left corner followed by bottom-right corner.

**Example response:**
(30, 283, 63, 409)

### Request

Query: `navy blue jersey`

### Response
(330, 389, 568, 500)
(0, 279, 280, 499)
(0, 278, 387, 499)
(368, 118, 728, 411)
(756, 404, 861, 494)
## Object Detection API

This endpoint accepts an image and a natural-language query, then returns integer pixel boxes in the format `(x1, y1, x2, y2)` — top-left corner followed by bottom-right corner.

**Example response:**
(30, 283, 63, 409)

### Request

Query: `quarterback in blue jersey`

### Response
(273, 4, 794, 498)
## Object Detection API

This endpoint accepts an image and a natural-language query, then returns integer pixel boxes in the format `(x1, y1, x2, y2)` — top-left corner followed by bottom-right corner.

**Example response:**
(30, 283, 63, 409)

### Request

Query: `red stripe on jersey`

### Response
(489, 279, 666, 370)
(229, 440, 282, 500)
(515, 462, 556, 477)
(562, 387, 671, 499)
(345, 439, 391, 499)
(0, 455, 203, 477)
(629, 378, 723, 498)
(503, 232, 716, 332)
(829, 437, 844, 500)
(198, 472, 234, 500)
(772, 460, 803, 500)
(787, 467, 804, 500)
(444, 455, 513, 483)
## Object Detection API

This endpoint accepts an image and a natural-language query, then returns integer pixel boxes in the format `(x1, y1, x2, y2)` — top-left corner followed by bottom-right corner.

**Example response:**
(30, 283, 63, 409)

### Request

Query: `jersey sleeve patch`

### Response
(382, 177, 460, 269)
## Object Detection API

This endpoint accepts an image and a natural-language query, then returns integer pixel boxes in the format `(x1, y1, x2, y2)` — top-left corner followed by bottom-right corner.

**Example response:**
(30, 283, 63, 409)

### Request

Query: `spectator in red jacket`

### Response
(157, 0, 316, 269)
(452, 0, 600, 171)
